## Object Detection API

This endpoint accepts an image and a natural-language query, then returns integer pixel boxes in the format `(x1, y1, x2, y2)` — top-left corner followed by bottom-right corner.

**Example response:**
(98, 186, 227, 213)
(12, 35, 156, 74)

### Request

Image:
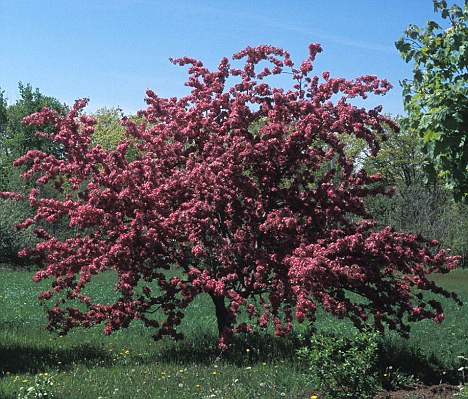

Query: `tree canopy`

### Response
(1, 45, 461, 350)
(91, 107, 126, 151)
(0, 84, 68, 264)
(0, 83, 68, 191)
(396, 0, 468, 202)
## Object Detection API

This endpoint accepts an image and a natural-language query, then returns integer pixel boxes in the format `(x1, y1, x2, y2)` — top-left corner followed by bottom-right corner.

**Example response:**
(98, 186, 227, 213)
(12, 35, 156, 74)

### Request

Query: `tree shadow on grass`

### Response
(153, 331, 305, 367)
(379, 336, 461, 385)
(0, 343, 111, 375)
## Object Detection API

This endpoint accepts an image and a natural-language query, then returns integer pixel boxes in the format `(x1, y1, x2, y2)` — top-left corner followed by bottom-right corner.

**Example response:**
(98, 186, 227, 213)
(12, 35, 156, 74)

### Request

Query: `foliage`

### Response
(0, 83, 68, 191)
(458, 355, 468, 385)
(0, 84, 68, 267)
(17, 373, 55, 399)
(350, 117, 426, 187)
(368, 184, 468, 266)
(0, 198, 37, 265)
(1, 44, 462, 350)
(0, 88, 10, 191)
(0, 89, 7, 144)
(90, 107, 126, 151)
(396, 0, 468, 202)
(297, 330, 381, 399)
(381, 366, 420, 391)
(458, 385, 468, 399)
(348, 116, 468, 267)
(90, 107, 143, 162)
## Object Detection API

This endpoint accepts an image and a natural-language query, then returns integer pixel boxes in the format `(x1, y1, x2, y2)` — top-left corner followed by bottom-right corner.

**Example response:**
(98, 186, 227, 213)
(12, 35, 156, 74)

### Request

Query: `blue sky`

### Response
(0, 1, 445, 116)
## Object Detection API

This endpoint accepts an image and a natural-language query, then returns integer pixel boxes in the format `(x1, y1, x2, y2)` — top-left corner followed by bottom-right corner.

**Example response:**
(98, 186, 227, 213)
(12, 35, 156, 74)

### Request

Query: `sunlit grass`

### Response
(0, 268, 467, 398)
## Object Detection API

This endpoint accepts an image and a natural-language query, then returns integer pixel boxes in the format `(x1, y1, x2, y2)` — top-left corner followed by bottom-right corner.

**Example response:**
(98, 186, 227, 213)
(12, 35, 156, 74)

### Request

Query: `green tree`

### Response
(91, 106, 126, 150)
(363, 121, 424, 187)
(0, 84, 68, 266)
(0, 89, 7, 141)
(0, 83, 68, 192)
(0, 89, 9, 189)
(344, 117, 425, 187)
(90, 107, 144, 162)
(350, 116, 468, 267)
(396, 0, 468, 202)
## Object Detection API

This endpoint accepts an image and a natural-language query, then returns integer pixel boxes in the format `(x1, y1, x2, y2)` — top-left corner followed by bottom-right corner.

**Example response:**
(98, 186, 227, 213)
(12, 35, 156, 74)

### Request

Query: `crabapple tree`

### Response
(2, 44, 461, 350)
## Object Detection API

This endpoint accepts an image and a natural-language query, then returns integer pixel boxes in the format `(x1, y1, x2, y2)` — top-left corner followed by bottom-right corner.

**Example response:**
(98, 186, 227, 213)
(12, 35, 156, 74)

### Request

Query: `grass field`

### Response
(0, 268, 467, 399)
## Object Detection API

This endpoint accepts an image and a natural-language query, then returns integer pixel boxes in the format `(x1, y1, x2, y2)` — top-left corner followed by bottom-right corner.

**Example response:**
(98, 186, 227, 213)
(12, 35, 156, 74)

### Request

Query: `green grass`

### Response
(1, 269, 467, 399)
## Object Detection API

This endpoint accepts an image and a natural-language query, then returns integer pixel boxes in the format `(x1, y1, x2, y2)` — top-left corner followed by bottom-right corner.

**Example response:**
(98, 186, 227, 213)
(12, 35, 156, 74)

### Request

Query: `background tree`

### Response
(0, 89, 7, 135)
(2, 45, 460, 350)
(0, 83, 68, 191)
(349, 116, 468, 267)
(0, 83, 68, 266)
(0, 89, 9, 190)
(90, 107, 142, 161)
(91, 107, 126, 151)
(396, 0, 468, 202)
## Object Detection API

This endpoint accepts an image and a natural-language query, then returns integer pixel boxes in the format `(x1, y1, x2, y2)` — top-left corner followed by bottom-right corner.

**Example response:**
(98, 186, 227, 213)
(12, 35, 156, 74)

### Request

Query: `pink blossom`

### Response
(3, 43, 461, 350)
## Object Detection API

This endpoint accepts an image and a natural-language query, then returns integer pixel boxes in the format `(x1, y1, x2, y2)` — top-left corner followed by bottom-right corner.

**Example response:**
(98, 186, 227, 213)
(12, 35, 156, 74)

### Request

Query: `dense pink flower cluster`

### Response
(3, 44, 460, 350)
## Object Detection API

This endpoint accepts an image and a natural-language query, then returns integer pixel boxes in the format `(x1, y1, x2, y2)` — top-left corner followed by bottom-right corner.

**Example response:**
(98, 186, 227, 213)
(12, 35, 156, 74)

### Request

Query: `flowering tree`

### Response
(1, 44, 461, 350)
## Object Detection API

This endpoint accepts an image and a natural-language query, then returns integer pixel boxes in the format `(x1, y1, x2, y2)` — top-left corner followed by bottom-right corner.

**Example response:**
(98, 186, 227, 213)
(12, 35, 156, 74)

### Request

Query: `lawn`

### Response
(0, 268, 467, 399)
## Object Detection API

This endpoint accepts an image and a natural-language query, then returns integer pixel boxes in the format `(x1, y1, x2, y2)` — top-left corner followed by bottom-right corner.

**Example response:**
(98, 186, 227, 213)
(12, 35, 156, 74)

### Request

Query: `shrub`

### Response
(297, 330, 381, 399)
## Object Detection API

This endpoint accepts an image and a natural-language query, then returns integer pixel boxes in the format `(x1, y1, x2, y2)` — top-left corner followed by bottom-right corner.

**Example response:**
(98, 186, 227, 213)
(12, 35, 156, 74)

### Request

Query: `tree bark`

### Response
(211, 294, 229, 336)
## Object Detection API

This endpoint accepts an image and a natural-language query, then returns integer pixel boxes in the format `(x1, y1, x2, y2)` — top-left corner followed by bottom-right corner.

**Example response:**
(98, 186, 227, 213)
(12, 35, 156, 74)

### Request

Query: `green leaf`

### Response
(423, 129, 442, 143)
(427, 20, 442, 30)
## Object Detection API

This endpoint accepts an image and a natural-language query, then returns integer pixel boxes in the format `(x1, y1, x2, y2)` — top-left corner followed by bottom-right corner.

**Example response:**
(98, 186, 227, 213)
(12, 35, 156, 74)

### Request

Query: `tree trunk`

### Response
(211, 294, 229, 336)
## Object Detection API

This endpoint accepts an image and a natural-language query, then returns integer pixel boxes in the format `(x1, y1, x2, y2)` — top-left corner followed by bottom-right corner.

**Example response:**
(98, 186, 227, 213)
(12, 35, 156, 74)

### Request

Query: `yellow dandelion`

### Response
(246, 348, 250, 353)
(195, 384, 200, 388)
(212, 371, 217, 375)
(311, 395, 318, 399)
